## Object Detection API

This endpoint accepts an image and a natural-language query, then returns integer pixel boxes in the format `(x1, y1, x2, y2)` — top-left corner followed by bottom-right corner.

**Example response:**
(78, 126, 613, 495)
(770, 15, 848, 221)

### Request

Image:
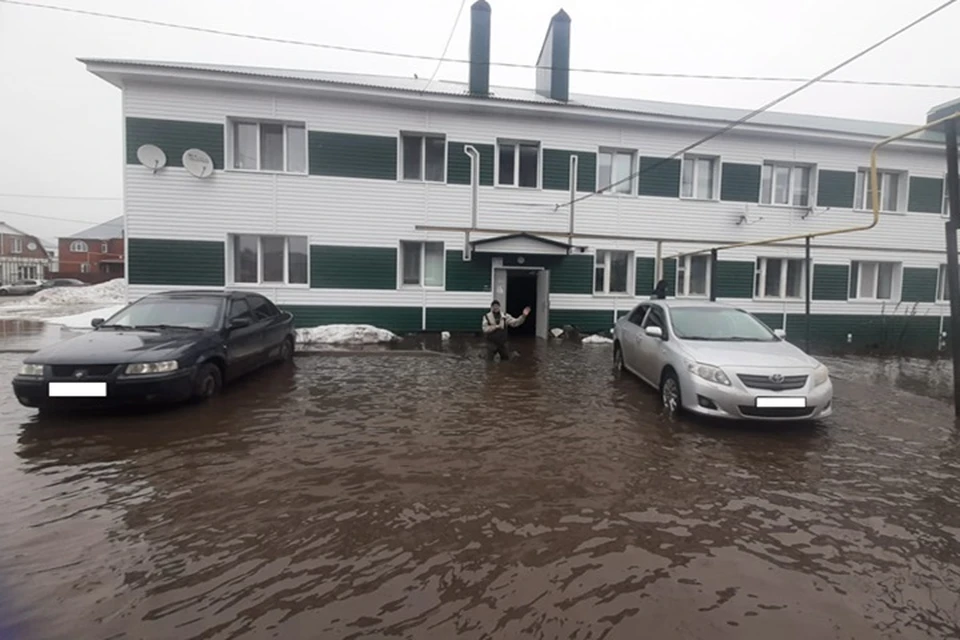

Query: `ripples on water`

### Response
(0, 342, 959, 639)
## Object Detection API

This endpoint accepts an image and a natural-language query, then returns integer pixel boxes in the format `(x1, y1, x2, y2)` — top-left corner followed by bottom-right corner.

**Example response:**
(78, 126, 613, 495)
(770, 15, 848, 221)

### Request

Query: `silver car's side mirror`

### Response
(773, 328, 787, 339)
(645, 326, 664, 338)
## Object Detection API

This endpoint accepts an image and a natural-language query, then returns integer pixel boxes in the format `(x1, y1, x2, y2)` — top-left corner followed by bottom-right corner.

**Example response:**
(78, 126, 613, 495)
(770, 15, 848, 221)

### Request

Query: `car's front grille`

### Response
(50, 364, 119, 378)
(739, 406, 815, 419)
(737, 374, 808, 391)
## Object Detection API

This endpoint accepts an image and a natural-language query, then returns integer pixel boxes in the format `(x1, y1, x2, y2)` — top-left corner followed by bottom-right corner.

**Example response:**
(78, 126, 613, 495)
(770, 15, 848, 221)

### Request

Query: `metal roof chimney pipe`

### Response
(536, 9, 571, 102)
(468, 0, 491, 96)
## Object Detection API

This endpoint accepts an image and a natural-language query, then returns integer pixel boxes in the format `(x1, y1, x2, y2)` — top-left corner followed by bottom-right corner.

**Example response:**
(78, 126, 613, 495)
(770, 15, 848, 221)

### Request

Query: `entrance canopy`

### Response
(470, 232, 581, 256)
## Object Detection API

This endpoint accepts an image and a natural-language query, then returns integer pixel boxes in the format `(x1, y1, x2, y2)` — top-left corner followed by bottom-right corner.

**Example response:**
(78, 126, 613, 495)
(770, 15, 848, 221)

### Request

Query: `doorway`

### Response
(506, 270, 538, 337)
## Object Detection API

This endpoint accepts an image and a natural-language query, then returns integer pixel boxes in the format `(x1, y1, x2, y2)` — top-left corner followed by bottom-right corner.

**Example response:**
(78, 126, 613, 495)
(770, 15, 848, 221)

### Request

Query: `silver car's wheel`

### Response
(661, 372, 681, 414)
(613, 344, 624, 372)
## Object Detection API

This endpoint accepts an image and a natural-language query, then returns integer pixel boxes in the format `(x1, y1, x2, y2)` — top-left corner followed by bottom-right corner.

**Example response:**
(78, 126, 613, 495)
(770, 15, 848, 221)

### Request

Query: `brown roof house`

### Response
(0, 222, 52, 284)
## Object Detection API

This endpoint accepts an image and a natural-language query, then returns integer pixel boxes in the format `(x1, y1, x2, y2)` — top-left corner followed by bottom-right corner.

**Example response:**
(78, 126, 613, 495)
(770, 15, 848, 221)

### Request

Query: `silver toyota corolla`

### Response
(613, 300, 833, 421)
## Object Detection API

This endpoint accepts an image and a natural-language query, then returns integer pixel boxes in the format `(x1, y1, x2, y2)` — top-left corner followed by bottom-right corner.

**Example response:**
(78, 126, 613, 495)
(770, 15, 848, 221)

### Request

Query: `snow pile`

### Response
(25, 278, 126, 307)
(582, 334, 614, 344)
(45, 305, 126, 329)
(296, 324, 398, 345)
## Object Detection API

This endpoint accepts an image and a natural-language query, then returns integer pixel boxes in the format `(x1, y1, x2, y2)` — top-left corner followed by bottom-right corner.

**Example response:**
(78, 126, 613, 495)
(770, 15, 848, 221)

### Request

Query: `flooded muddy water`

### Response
(1, 340, 960, 639)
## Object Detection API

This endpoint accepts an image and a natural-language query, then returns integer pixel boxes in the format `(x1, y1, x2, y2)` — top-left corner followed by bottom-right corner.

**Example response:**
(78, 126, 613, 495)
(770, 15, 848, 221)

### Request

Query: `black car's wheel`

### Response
(277, 337, 294, 364)
(660, 369, 682, 415)
(193, 363, 223, 401)
(0, 290, 7, 296)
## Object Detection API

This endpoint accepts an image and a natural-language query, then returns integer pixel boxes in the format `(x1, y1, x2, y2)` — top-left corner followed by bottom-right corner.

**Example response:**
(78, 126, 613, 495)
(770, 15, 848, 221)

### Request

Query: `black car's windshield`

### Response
(102, 298, 224, 330)
(669, 307, 777, 342)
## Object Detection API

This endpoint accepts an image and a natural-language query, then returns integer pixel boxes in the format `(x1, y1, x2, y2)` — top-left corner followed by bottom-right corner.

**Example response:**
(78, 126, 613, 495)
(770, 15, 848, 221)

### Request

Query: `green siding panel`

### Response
(125, 117, 224, 169)
(128, 238, 224, 286)
(308, 131, 397, 180)
(635, 257, 656, 296)
(784, 313, 940, 355)
(902, 267, 938, 302)
(446, 251, 492, 292)
(425, 308, 488, 332)
(638, 156, 681, 198)
(812, 264, 849, 301)
(662, 258, 677, 297)
(720, 163, 762, 203)
(447, 142, 495, 185)
(715, 260, 755, 298)
(817, 170, 856, 208)
(549, 255, 594, 294)
(542, 149, 597, 192)
(551, 310, 614, 333)
(310, 246, 397, 289)
(282, 305, 421, 333)
(908, 177, 945, 214)
(753, 313, 784, 330)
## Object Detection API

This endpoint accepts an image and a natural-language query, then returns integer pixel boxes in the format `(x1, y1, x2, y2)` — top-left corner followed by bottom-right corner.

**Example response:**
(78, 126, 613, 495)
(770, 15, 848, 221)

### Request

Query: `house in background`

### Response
(0, 222, 51, 284)
(57, 216, 124, 278)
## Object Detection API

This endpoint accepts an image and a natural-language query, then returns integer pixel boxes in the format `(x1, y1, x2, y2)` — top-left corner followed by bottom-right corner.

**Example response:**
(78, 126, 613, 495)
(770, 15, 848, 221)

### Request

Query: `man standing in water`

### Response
(482, 300, 530, 361)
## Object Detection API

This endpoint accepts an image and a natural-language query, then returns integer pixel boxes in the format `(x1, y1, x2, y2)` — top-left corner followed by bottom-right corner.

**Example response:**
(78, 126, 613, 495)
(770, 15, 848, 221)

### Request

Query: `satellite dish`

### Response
(136, 144, 167, 172)
(182, 149, 214, 178)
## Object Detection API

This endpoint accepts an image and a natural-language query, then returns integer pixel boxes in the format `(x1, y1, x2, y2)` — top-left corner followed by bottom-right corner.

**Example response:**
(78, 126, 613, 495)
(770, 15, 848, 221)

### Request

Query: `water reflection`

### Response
(0, 345, 958, 639)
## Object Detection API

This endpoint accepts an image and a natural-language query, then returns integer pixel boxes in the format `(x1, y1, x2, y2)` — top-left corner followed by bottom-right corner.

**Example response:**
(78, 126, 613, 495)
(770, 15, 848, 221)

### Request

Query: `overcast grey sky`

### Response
(1, 0, 957, 243)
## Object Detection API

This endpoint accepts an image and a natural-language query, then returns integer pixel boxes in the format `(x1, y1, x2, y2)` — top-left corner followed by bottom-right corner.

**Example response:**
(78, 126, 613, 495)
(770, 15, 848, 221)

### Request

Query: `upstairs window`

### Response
(598, 149, 635, 195)
(11, 237, 22, 254)
(594, 250, 632, 294)
(755, 257, 804, 299)
(400, 241, 444, 287)
(70, 240, 88, 252)
(231, 120, 307, 174)
(938, 264, 952, 301)
(854, 169, 905, 212)
(681, 156, 718, 200)
(401, 133, 445, 182)
(231, 234, 309, 285)
(677, 255, 710, 297)
(849, 260, 899, 300)
(761, 162, 813, 206)
(497, 141, 539, 188)
(100, 242, 108, 253)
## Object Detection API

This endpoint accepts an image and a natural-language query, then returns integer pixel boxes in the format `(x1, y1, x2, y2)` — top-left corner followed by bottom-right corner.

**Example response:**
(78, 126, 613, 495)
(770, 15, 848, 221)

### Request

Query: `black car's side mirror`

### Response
(228, 317, 251, 330)
(91, 318, 105, 328)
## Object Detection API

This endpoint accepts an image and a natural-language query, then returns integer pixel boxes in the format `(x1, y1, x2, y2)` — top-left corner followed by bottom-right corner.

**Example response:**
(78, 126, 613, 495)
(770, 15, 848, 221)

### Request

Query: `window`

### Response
(248, 295, 281, 321)
(228, 298, 253, 323)
(401, 133, 445, 182)
(849, 261, 899, 300)
(230, 235, 309, 285)
(854, 169, 904, 212)
(755, 258, 805, 299)
(230, 120, 307, 173)
(677, 255, 710, 297)
(627, 304, 649, 326)
(70, 240, 88, 252)
(497, 141, 539, 188)
(598, 149, 635, 194)
(594, 250, 631, 294)
(761, 162, 813, 206)
(681, 156, 718, 199)
(642, 306, 667, 335)
(100, 242, 108, 253)
(937, 264, 955, 302)
(11, 237, 22, 254)
(80, 263, 90, 274)
(400, 241, 444, 287)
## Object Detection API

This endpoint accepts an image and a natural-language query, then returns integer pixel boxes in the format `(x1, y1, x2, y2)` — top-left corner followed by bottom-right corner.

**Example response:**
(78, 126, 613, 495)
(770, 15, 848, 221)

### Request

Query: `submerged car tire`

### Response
(660, 369, 682, 414)
(193, 362, 223, 401)
(613, 342, 625, 373)
(278, 337, 294, 364)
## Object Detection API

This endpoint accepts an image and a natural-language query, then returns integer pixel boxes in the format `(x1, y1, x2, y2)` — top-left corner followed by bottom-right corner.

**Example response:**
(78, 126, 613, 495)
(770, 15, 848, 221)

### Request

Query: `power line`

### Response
(0, 209, 113, 227)
(3, 0, 959, 91)
(0, 193, 120, 201)
(554, 0, 958, 211)
(421, 0, 469, 95)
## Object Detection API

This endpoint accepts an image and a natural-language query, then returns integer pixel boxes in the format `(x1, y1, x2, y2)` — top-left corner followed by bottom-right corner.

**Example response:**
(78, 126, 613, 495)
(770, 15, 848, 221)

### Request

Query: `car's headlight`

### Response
(124, 360, 179, 375)
(812, 363, 829, 386)
(687, 361, 731, 386)
(19, 363, 43, 377)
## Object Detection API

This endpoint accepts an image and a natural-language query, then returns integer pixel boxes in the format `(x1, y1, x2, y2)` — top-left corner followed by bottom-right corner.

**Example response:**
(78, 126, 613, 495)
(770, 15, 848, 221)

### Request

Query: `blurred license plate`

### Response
(756, 396, 805, 408)
(49, 382, 107, 398)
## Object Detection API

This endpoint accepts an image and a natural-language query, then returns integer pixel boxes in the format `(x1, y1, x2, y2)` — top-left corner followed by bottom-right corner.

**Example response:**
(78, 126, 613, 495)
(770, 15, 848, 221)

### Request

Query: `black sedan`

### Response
(12, 290, 296, 411)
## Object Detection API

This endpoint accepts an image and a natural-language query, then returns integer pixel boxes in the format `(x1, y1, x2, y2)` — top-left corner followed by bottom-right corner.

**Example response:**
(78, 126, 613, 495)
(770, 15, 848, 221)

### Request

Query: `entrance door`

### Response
(506, 270, 537, 337)
(493, 268, 508, 309)
(536, 270, 549, 339)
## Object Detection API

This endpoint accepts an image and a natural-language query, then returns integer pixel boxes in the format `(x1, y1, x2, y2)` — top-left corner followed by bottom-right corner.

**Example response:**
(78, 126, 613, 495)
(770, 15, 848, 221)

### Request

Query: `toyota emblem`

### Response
(74, 370, 86, 379)
(769, 373, 784, 384)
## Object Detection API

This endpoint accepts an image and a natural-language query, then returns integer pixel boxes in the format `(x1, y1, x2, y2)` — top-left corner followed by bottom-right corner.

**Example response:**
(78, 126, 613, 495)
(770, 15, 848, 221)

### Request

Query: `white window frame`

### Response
(495, 139, 541, 189)
(399, 132, 447, 183)
(593, 249, 634, 296)
(760, 161, 815, 207)
(11, 237, 22, 254)
(754, 257, 806, 300)
(937, 264, 954, 302)
(597, 148, 636, 196)
(80, 262, 90, 274)
(677, 255, 711, 298)
(100, 242, 108, 253)
(848, 260, 901, 301)
(228, 234, 310, 287)
(854, 168, 906, 213)
(226, 118, 308, 175)
(398, 240, 446, 289)
(680, 155, 720, 200)
(70, 240, 88, 252)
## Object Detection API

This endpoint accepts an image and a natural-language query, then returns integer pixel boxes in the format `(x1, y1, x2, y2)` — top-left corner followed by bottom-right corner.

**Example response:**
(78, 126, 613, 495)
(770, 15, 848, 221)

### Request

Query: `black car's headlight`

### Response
(124, 361, 179, 375)
(18, 363, 43, 377)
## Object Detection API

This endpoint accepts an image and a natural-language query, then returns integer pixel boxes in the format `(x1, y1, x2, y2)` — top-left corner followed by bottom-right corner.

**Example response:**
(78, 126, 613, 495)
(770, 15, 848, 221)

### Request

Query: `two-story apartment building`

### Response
(0, 222, 51, 284)
(58, 216, 125, 276)
(83, 2, 956, 354)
